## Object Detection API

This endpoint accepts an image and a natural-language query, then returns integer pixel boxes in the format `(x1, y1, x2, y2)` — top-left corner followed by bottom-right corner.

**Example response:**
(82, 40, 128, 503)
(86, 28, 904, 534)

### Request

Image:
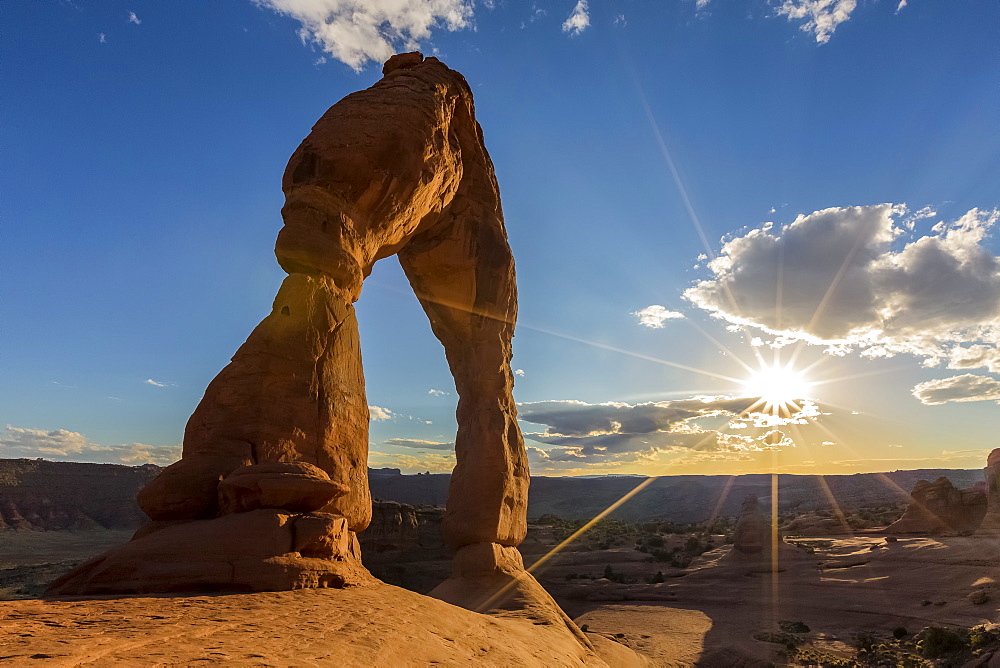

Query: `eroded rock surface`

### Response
(977, 449, 1000, 535)
(886, 476, 987, 534)
(49, 52, 528, 596)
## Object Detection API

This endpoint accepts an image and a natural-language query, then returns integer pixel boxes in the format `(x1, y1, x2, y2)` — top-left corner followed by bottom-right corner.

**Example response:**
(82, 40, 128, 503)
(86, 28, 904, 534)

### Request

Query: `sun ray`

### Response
(521, 322, 744, 384)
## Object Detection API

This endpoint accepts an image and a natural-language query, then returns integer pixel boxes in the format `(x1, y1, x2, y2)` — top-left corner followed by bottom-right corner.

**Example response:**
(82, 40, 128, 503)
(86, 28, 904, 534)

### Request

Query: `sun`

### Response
(741, 363, 813, 409)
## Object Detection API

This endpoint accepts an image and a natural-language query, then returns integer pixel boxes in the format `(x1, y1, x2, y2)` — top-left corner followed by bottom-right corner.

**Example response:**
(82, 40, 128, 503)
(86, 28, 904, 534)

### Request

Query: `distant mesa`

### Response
(883, 476, 987, 535)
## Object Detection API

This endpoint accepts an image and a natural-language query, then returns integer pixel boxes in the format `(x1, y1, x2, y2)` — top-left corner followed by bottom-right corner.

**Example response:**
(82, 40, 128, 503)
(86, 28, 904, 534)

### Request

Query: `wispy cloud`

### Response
(912, 374, 1000, 405)
(369, 405, 394, 420)
(562, 0, 589, 35)
(144, 378, 176, 387)
(776, 0, 857, 44)
(514, 368, 525, 377)
(384, 437, 454, 450)
(128, 11, 141, 24)
(895, 0, 908, 13)
(428, 388, 449, 396)
(1, 425, 180, 465)
(252, 0, 474, 71)
(98, 33, 106, 43)
(632, 305, 684, 328)
(685, 206, 1000, 376)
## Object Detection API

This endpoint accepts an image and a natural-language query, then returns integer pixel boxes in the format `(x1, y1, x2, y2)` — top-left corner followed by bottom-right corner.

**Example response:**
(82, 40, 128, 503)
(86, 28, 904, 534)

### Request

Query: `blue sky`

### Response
(3, 0, 999, 476)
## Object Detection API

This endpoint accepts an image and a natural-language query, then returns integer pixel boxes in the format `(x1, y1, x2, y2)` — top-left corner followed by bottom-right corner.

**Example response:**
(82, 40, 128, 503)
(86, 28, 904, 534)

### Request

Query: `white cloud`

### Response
(911, 374, 1000, 405)
(428, 388, 449, 396)
(514, 368, 525, 376)
(98, 33, 106, 43)
(369, 405, 394, 420)
(776, 0, 857, 44)
(685, 206, 1000, 376)
(1, 425, 180, 466)
(696, 0, 711, 9)
(562, 0, 589, 35)
(252, 0, 474, 71)
(128, 11, 141, 24)
(145, 378, 176, 387)
(384, 437, 454, 450)
(632, 305, 684, 328)
(895, 0, 908, 13)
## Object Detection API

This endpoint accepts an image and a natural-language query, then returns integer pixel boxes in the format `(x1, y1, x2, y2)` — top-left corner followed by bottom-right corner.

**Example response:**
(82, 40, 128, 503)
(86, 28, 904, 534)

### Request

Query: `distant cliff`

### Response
(2, 459, 988, 530)
(370, 467, 987, 524)
(0, 459, 161, 530)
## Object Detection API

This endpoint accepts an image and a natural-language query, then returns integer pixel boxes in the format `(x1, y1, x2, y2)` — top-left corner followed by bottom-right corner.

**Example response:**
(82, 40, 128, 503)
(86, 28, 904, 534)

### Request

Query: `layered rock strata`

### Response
(885, 476, 987, 534)
(49, 52, 529, 595)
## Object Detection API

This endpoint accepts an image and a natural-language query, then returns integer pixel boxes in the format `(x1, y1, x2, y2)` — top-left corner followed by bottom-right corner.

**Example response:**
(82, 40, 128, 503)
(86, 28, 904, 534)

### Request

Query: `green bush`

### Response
(916, 626, 967, 658)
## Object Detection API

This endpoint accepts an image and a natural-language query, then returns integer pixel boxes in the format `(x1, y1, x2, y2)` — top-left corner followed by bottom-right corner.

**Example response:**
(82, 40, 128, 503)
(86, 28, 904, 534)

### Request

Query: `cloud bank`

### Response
(1, 425, 180, 466)
(519, 397, 825, 471)
(912, 374, 1000, 405)
(685, 205, 1000, 370)
(252, 0, 474, 71)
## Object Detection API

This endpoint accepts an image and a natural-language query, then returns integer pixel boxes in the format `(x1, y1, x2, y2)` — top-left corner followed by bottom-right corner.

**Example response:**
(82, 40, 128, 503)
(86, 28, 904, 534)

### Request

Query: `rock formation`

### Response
(48, 52, 529, 596)
(723, 494, 803, 571)
(731, 494, 771, 556)
(977, 449, 1000, 535)
(885, 476, 987, 534)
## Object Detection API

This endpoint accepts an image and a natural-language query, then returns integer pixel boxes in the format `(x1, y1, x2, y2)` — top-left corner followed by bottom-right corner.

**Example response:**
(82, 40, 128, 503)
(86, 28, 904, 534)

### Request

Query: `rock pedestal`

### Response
(977, 449, 1000, 535)
(49, 52, 528, 596)
(732, 494, 771, 556)
(723, 494, 802, 572)
(885, 476, 987, 534)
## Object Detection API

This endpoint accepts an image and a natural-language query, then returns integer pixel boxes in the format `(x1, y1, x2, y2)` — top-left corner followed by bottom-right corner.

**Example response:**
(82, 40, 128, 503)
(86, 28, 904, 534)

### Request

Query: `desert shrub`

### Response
(892, 626, 908, 639)
(650, 570, 664, 584)
(645, 534, 664, 548)
(779, 620, 810, 634)
(603, 565, 614, 580)
(969, 625, 1000, 647)
(915, 626, 967, 658)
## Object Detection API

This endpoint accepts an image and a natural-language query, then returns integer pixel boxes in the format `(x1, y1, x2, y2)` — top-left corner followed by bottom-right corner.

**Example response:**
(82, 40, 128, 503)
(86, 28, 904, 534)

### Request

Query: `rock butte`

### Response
(884, 476, 987, 535)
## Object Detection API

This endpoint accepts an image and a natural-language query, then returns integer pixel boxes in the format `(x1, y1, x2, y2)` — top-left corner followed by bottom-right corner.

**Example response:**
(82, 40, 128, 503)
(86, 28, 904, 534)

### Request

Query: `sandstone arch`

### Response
(49, 53, 530, 595)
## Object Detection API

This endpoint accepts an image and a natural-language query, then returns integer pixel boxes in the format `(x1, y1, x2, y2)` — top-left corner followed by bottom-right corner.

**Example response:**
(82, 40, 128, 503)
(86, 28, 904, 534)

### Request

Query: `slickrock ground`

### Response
(1, 582, 619, 666)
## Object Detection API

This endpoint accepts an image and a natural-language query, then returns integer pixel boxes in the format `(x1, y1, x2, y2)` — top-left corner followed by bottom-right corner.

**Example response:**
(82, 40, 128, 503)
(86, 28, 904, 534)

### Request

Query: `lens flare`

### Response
(741, 363, 812, 409)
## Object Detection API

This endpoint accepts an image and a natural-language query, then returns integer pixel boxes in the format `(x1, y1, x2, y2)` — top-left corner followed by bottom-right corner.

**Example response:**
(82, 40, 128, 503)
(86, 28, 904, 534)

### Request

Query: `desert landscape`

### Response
(5, 2, 1000, 666)
(3, 455, 1000, 665)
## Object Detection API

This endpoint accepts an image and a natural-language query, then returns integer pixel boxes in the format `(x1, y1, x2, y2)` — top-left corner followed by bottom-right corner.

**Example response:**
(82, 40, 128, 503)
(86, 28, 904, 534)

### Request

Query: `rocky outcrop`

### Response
(0, 459, 160, 531)
(885, 476, 987, 534)
(49, 52, 529, 597)
(977, 449, 1000, 535)
(359, 500, 445, 562)
(732, 494, 771, 556)
(723, 494, 803, 571)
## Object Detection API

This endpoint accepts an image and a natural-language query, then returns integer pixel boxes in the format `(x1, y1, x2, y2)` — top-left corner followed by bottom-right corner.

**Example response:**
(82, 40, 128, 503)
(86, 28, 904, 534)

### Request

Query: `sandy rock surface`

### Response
(1, 582, 610, 667)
